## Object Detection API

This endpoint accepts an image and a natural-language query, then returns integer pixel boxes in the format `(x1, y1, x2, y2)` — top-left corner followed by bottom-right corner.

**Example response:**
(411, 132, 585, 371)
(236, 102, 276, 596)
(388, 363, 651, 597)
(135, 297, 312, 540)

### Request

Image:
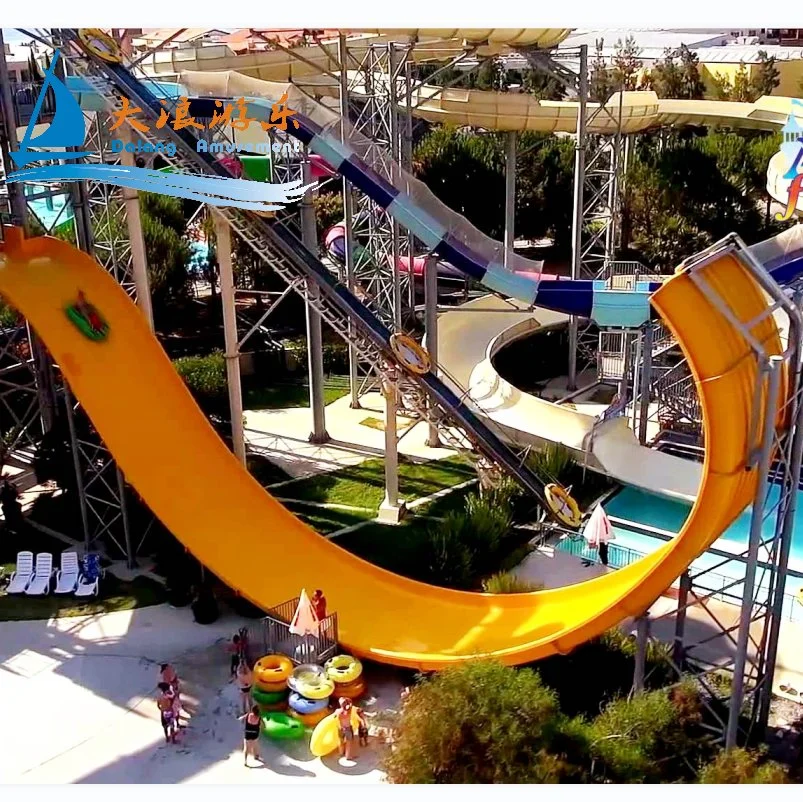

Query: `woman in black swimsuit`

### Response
(239, 704, 262, 767)
(236, 659, 254, 716)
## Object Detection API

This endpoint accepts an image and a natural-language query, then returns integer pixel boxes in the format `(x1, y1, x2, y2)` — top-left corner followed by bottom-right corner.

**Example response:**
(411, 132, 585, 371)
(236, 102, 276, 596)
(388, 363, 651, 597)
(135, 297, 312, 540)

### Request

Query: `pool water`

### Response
(603, 485, 803, 620)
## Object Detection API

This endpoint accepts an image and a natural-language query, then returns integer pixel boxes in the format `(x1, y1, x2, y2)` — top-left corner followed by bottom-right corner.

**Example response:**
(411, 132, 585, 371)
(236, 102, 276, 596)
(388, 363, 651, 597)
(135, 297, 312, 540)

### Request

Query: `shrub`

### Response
(173, 351, 227, 413)
(698, 747, 789, 783)
(587, 682, 708, 783)
(424, 493, 514, 590)
(383, 660, 572, 783)
(528, 442, 575, 485)
(482, 571, 544, 593)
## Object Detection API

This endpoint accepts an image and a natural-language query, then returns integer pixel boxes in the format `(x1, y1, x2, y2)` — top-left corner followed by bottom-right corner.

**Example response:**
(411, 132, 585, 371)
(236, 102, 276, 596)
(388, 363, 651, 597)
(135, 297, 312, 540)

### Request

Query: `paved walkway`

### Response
(245, 392, 455, 479)
(0, 605, 401, 784)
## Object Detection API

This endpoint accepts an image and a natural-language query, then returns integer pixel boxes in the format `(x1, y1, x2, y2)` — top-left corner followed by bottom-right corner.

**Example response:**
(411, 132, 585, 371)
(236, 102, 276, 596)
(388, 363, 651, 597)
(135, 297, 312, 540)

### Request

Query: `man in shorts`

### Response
(336, 697, 356, 760)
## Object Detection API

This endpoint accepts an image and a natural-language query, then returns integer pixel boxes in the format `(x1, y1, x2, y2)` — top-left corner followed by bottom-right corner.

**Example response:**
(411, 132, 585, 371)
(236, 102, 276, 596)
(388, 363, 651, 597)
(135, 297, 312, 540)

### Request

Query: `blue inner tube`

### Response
(288, 691, 329, 715)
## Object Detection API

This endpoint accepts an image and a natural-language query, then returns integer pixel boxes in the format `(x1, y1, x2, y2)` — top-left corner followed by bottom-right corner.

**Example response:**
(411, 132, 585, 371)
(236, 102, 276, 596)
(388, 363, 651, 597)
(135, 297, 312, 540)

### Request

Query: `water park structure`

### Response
(3, 27, 803, 755)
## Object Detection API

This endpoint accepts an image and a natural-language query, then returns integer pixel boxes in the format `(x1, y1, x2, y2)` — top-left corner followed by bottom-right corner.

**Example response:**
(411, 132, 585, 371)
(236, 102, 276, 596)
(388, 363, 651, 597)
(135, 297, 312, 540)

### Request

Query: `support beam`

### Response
(504, 131, 516, 270)
(672, 571, 691, 671)
(214, 213, 246, 464)
(118, 126, 154, 330)
(726, 356, 783, 749)
(633, 614, 650, 692)
(424, 255, 440, 447)
(378, 376, 404, 523)
(638, 325, 653, 444)
(301, 151, 328, 444)
(568, 45, 588, 391)
(757, 348, 803, 727)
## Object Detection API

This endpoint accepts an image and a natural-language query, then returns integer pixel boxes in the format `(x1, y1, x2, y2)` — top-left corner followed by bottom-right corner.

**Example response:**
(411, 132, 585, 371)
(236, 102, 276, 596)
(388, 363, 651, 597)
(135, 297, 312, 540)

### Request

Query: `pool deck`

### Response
(0, 605, 402, 784)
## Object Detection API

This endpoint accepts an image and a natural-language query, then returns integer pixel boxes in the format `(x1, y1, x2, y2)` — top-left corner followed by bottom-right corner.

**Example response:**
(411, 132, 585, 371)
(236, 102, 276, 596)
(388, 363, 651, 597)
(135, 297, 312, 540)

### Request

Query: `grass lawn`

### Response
(335, 519, 432, 577)
(279, 455, 475, 511)
(244, 377, 350, 411)
(283, 502, 373, 536)
(0, 560, 166, 622)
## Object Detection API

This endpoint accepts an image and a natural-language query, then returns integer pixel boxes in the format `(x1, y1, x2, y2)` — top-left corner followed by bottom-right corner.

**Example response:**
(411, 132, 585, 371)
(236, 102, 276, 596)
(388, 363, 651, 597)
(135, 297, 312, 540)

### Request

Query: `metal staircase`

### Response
(58, 31, 555, 509)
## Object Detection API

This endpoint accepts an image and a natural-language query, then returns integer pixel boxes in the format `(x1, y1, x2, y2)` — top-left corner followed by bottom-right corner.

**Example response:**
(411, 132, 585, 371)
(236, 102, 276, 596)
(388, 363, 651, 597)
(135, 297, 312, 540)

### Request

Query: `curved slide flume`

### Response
(0, 229, 785, 669)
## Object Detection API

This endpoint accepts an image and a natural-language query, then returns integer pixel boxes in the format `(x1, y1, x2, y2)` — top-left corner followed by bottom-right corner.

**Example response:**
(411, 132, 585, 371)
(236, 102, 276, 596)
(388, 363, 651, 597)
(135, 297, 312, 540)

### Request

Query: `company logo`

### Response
(772, 99, 803, 221)
(7, 49, 313, 213)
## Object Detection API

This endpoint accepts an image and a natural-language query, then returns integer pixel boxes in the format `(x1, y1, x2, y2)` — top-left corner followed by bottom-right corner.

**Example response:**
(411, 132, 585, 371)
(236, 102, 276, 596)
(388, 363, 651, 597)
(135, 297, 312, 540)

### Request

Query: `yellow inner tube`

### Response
(293, 674, 335, 700)
(254, 654, 293, 684)
(325, 654, 363, 684)
(545, 483, 581, 528)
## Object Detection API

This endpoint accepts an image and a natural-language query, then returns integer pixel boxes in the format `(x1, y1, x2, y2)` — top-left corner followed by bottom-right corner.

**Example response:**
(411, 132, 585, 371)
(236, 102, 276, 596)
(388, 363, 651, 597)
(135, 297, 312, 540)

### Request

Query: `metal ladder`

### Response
(58, 31, 554, 509)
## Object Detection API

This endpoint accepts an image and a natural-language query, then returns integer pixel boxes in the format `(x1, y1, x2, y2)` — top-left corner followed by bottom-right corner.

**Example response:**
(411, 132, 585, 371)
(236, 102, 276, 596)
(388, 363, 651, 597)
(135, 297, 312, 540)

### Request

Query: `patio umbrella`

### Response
(289, 588, 320, 637)
(583, 503, 615, 548)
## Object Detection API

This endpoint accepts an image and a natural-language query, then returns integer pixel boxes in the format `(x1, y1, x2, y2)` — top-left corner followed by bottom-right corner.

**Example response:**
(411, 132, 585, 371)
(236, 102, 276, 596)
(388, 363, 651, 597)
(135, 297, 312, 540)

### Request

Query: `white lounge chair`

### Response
(54, 551, 80, 595)
(6, 551, 34, 594)
(24, 552, 54, 596)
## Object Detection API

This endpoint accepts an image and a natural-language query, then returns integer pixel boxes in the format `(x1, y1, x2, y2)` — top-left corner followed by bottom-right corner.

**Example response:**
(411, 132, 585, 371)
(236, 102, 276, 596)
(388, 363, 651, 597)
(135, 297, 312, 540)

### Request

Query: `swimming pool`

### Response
(600, 485, 803, 622)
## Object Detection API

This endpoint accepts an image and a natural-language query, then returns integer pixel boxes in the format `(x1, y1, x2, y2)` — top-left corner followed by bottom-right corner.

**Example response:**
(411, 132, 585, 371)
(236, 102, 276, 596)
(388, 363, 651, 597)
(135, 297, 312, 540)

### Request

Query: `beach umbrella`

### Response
(583, 504, 614, 548)
(289, 588, 320, 637)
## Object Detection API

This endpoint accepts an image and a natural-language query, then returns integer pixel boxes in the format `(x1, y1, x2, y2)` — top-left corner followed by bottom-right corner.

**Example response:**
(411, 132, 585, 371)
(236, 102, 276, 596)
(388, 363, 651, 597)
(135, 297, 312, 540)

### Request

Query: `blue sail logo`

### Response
(7, 50, 313, 212)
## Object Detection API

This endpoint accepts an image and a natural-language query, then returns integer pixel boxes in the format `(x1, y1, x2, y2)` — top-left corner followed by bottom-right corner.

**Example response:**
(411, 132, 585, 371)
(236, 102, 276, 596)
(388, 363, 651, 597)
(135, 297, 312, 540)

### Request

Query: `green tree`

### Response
(589, 39, 614, 103)
(139, 192, 193, 318)
(732, 62, 756, 102)
(383, 661, 572, 783)
(612, 35, 643, 91)
(650, 48, 684, 98)
(698, 747, 790, 783)
(522, 69, 566, 100)
(711, 70, 734, 100)
(471, 57, 506, 91)
(750, 50, 781, 98)
(677, 45, 706, 99)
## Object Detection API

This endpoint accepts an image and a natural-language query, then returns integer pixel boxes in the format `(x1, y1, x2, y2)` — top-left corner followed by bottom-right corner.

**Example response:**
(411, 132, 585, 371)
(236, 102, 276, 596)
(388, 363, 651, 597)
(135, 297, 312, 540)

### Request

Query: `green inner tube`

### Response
(252, 687, 287, 706)
(261, 711, 305, 740)
(65, 305, 109, 342)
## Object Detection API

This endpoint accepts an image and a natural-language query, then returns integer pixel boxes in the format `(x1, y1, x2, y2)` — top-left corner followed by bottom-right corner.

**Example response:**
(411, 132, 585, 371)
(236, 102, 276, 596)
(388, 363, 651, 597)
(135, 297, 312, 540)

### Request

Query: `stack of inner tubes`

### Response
(287, 663, 335, 727)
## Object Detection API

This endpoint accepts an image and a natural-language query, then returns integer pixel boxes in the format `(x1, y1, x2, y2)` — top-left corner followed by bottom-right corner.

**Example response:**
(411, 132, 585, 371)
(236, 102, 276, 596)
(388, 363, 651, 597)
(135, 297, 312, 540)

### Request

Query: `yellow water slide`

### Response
(0, 229, 785, 670)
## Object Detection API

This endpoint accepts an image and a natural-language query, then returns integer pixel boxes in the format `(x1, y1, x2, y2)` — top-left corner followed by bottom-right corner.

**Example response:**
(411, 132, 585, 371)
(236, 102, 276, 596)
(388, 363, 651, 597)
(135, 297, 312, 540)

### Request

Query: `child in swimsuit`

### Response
(157, 683, 177, 744)
(356, 708, 369, 747)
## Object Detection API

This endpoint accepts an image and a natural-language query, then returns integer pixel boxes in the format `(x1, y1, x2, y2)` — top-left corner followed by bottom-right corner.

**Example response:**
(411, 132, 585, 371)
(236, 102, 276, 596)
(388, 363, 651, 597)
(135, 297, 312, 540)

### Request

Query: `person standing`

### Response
(1, 478, 23, 533)
(236, 659, 254, 716)
(239, 705, 262, 767)
(336, 697, 357, 760)
(157, 683, 178, 744)
(312, 589, 327, 621)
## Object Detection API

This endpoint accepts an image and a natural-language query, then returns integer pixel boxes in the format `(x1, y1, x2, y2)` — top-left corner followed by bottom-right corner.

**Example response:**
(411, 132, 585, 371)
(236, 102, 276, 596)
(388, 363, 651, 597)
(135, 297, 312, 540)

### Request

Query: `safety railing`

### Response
(261, 596, 340, 665)
(555, 536, 803, 623)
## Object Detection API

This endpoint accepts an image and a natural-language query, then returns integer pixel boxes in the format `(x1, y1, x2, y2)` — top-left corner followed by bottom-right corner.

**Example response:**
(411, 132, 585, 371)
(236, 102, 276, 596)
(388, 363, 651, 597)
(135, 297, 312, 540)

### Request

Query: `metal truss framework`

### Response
(629, 239, 803, 748)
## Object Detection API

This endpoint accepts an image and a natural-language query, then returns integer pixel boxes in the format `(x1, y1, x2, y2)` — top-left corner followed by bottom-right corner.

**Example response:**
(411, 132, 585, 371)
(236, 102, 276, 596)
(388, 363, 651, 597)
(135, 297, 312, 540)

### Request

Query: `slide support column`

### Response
(118, 126, 154, 330)
(504, 131, 516, 270)
(301, 150, 329, 444)
(424, 256, 441, 447)
(637, 325, 653, 444)
(214, 213, 246, 465)
(378, 375, 404, 523)
(633, 614, 650, 692)
(726, 356, 783, 749)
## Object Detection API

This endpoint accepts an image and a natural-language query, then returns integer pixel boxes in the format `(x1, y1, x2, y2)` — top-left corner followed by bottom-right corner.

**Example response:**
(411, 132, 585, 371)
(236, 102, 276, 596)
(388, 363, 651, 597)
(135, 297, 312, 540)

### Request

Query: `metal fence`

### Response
(261, 596, 339, 665)
(555, 536, 803, 623)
